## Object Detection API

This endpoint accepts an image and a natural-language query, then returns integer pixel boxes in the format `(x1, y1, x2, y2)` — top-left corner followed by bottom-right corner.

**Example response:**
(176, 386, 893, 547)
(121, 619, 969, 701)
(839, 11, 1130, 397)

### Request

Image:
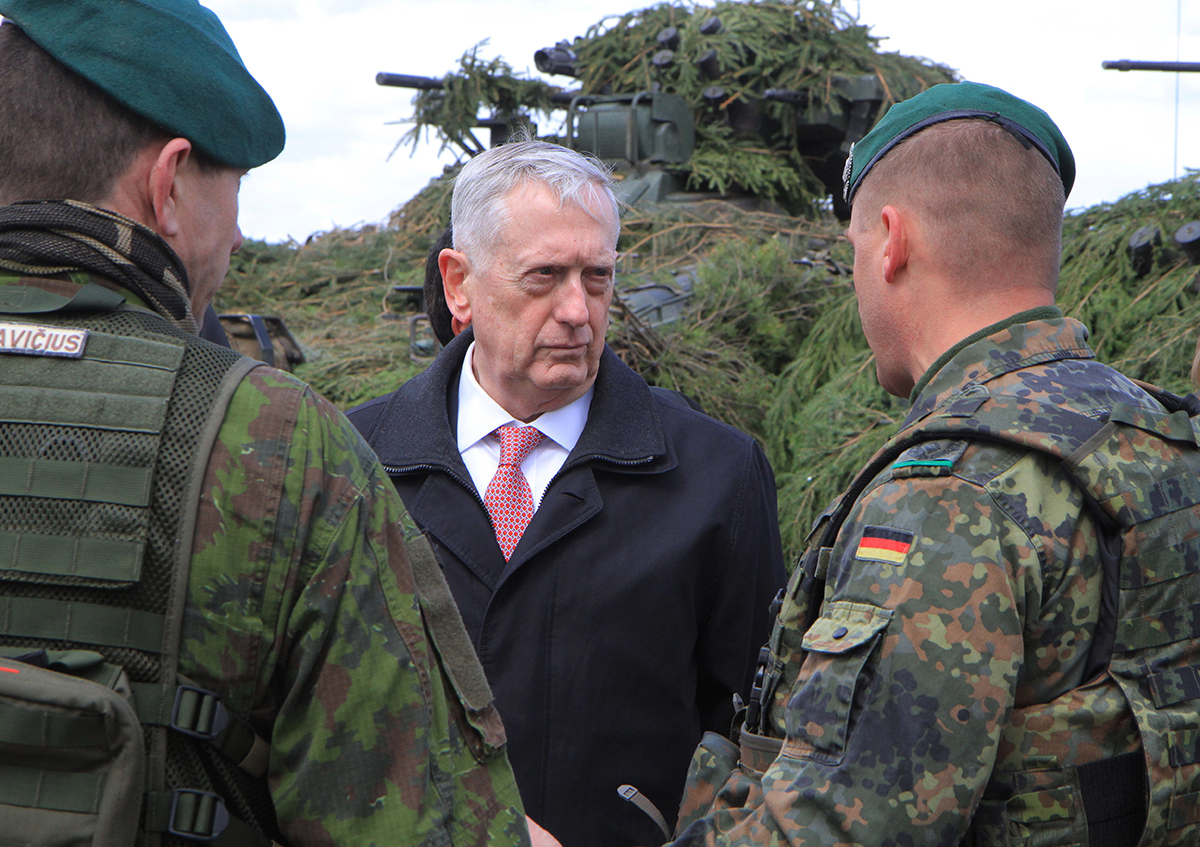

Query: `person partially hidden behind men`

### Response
(0, 1, 529, 844)
(348, 140, 786, 847)
(656, 82, 1200, 847)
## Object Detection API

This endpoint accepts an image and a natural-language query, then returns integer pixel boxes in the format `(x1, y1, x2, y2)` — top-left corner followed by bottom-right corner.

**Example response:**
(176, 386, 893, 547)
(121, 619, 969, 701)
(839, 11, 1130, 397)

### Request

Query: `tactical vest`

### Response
(0, 283, 279, 847)
(680, 384, 1200, 847)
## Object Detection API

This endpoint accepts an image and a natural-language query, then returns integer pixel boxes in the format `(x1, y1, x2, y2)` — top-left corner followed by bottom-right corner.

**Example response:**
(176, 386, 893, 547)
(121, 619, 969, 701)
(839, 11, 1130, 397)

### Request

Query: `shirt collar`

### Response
(456, 341, 593, 452)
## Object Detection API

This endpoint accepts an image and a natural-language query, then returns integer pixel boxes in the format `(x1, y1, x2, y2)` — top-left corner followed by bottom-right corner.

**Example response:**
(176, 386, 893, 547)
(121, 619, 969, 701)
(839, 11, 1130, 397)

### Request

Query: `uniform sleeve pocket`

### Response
(783, 601, 892, 764)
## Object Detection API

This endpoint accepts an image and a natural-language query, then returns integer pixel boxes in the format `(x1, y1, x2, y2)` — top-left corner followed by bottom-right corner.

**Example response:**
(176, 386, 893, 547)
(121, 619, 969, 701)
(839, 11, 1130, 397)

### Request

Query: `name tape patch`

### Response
(855, 526, 914, 565)
(0, 321, 88, 358)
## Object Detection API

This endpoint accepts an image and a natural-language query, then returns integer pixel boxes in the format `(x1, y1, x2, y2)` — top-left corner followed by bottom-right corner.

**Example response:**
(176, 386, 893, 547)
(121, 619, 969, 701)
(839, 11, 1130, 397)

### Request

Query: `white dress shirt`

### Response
(456, 342, 593, 509)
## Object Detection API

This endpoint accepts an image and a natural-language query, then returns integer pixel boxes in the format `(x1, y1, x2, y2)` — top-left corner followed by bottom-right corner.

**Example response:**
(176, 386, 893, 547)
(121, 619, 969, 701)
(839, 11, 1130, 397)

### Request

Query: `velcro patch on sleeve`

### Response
(855, 526, 914, 565)
(0, 322, 88, 358)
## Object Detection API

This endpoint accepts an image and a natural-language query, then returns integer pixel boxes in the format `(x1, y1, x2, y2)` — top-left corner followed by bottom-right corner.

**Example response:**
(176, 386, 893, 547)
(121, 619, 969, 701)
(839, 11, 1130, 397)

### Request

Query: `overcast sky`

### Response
(198, 0, 1200, 244)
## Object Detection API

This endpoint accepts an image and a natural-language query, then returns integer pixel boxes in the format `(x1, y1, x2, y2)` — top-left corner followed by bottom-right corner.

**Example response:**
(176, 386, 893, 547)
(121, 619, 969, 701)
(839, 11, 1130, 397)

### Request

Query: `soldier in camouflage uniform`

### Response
(666, 83, 1185, 846)
(0, 1, 528, 845)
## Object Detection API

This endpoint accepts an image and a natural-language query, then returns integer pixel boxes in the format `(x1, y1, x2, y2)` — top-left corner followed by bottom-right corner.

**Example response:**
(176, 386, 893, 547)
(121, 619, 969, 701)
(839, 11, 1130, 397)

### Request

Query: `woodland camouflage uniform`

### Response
(0, 206, 528, 846)
(179, 320, 527, 844)
(671, 309, 1172, 845)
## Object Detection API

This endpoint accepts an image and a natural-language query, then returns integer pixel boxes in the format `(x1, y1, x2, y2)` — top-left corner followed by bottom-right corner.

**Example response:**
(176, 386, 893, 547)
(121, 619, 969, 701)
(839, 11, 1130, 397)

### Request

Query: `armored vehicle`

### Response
(378, 1, 953, 219)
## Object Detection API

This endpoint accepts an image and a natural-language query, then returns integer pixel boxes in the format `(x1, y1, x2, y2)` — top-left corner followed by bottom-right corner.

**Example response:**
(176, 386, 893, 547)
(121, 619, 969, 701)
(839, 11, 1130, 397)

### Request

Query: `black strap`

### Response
(245, 316, 275, 368)
(1078, 752, 1147, 847)
(130, 682, 270, 778)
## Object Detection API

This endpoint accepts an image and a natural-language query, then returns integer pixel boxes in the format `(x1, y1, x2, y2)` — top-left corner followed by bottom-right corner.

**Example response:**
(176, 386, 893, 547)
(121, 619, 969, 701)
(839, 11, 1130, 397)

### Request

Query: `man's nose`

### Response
(231, 225, 244, 255)
(555, 276, 590, 326)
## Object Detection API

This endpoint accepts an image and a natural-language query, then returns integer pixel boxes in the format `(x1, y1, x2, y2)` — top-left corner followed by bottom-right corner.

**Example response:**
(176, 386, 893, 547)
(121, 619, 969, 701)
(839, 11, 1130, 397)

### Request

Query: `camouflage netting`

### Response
(400, 0, 955, 213)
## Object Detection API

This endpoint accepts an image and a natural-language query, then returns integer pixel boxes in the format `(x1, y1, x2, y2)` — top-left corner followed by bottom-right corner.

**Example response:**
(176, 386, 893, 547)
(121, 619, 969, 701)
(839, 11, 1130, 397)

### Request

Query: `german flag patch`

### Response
(855, 526, 914, 565)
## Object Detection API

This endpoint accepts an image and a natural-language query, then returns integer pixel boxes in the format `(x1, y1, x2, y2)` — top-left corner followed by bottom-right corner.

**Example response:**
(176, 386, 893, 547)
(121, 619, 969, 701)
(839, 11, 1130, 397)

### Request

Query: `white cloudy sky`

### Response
(199, 0, 1200, 244)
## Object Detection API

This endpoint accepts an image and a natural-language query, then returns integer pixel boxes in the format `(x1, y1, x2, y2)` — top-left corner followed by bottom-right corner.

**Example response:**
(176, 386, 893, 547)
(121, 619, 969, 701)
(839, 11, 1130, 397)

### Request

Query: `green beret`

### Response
(843, 81, 1074, 204)
(0, 0, 284, 169)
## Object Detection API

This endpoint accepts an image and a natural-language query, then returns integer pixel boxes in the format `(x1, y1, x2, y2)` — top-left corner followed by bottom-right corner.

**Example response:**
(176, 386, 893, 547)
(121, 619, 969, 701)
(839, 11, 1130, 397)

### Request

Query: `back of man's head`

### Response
(0, 0, 284, 205)
(450, 138, 619, 268)
(854, 119, 1066, 288)
(0, 22, 173, 205)
(425, 225, 456, 347)
(846, 81, 1072, 293)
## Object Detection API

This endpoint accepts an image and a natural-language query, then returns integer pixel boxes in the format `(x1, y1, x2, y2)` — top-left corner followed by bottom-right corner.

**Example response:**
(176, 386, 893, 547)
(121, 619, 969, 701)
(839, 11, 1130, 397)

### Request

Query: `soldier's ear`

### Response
(880, 204, 909, 285)
(440, 248, 473, 325)
(147, 138, 194, 238)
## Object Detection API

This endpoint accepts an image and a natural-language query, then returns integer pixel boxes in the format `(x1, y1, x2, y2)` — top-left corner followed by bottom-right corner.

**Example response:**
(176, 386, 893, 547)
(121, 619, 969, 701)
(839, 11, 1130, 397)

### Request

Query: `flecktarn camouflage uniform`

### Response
(0, 266, 528, 847)
(672, 307, 1200, 846)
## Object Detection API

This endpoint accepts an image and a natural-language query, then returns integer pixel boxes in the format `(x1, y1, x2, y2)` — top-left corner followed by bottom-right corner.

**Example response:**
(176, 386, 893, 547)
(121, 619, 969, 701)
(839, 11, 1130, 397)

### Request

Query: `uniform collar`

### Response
(905, 308, 1095, 425)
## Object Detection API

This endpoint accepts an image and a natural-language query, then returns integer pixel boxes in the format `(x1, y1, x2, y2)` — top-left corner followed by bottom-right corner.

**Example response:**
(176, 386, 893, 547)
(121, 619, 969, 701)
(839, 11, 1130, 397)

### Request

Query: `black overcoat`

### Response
(348, 331, 785, 847)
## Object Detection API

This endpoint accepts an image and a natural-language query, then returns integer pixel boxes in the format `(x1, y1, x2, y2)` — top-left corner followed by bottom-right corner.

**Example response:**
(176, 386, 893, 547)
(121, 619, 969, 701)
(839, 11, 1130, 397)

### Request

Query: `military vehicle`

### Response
(375, 1, 953, 349)
(217, 2, 1200, 559)
(379, 2, 953, 219)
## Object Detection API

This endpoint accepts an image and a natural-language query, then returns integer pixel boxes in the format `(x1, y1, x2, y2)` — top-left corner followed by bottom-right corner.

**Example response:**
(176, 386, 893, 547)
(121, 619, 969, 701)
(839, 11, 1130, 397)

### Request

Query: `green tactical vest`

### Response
(0, 283, 278, 847)
(713, 387, 1200, 847)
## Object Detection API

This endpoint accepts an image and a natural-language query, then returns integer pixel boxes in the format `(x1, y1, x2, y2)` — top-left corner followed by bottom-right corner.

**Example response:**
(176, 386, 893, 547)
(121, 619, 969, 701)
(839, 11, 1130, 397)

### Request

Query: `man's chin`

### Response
(531, 361, 596, 395)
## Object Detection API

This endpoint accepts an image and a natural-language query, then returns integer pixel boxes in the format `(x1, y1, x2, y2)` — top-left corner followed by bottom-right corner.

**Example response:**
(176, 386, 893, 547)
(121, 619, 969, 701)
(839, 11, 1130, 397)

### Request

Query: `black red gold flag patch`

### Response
(855, 526, 914, 565)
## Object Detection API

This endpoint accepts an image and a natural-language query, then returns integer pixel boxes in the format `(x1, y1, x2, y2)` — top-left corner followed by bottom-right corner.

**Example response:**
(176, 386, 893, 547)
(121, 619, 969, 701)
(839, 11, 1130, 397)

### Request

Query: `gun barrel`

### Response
(1102, 60, 1200, 72)
(376, 72, 445, 90)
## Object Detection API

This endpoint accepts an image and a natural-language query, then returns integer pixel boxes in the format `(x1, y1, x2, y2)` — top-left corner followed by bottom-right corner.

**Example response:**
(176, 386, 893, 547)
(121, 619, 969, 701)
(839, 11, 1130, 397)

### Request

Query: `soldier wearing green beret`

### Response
(0, 2, 530, 845)
(658, 82, 1200, 847)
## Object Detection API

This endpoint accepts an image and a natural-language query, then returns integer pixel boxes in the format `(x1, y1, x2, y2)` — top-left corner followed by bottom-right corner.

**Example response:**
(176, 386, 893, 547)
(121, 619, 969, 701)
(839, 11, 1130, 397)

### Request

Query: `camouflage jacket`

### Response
(672, 308, 1164, 846)
(0, 272, 529, 847)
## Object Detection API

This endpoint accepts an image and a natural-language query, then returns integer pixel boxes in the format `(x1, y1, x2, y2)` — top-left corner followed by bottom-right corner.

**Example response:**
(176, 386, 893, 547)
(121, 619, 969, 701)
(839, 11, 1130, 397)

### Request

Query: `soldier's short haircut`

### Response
(0, 22, 217, 206)
(450, 138, 619, 269)
(854, 119, 1065, 290)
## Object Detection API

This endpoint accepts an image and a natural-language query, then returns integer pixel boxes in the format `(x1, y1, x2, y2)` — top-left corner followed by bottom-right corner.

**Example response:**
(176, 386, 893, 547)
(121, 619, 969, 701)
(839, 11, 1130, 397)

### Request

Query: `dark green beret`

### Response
(843, 81, 1074, 204)
(0, 0, 284, 169)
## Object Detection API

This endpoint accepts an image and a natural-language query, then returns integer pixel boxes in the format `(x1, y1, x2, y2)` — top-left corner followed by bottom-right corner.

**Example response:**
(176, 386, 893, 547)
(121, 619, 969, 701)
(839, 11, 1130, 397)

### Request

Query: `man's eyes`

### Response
(528, 267, 611, 277)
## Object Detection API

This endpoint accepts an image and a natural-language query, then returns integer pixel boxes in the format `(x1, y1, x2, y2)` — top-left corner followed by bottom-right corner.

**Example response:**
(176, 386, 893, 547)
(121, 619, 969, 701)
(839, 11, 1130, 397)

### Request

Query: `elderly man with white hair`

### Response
(349, 139, 785, 847)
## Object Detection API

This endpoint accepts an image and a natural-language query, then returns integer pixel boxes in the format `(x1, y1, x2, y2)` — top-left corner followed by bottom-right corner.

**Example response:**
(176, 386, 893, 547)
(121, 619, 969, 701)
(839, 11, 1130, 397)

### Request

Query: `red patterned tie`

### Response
(484, 426, 544, 560)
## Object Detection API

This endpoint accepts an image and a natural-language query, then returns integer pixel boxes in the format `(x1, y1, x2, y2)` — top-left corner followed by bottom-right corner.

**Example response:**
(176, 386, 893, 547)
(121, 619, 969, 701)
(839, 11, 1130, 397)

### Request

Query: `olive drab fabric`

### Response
(671, 311, 1200, 847)
(0, 652, 148, 846)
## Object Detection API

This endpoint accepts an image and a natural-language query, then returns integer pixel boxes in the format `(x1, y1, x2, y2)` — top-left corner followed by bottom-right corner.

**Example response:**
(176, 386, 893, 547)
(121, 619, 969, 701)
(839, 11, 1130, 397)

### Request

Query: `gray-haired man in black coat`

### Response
(348, 139, 785, 847)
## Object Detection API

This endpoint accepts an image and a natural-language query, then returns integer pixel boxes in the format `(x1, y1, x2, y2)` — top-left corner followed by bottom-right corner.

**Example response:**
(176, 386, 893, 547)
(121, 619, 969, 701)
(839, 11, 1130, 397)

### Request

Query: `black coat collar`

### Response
(369, 328, 673, 476)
